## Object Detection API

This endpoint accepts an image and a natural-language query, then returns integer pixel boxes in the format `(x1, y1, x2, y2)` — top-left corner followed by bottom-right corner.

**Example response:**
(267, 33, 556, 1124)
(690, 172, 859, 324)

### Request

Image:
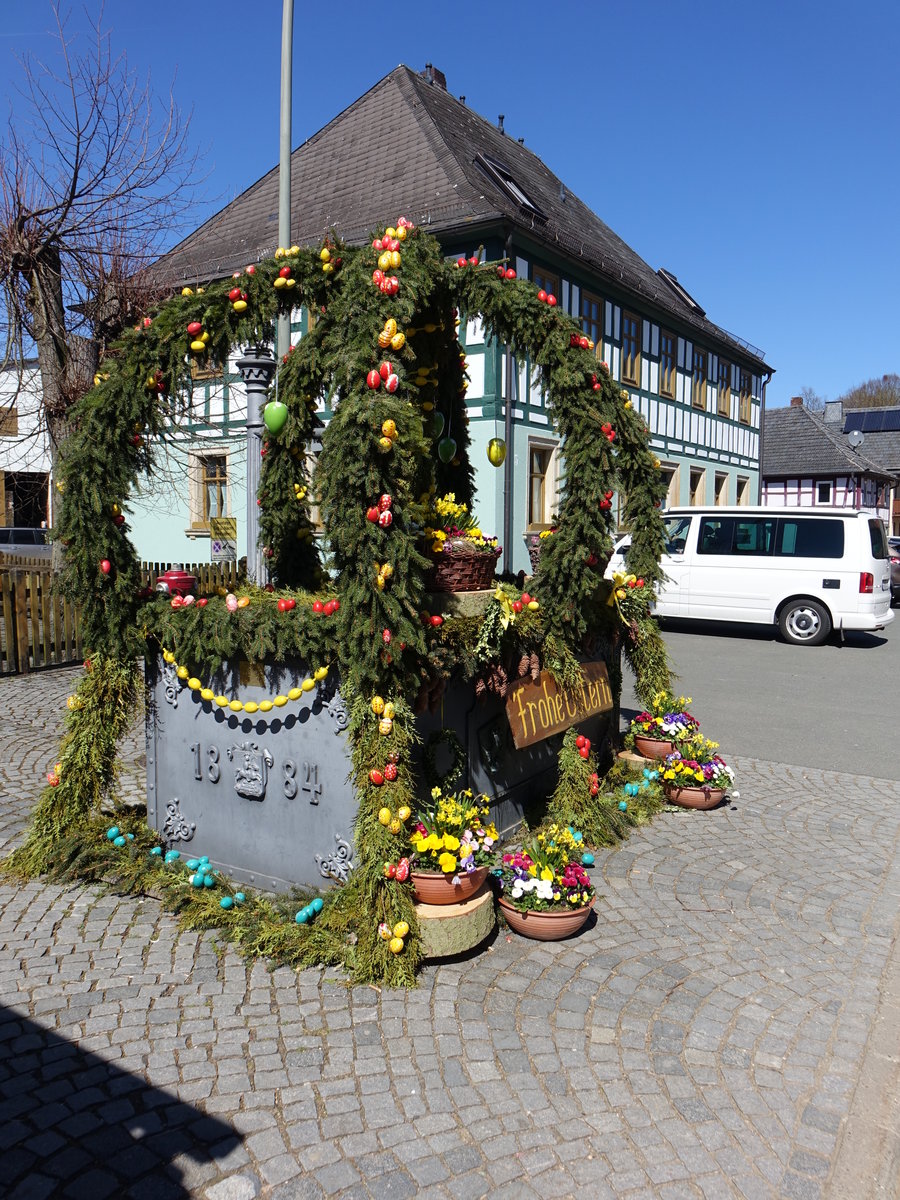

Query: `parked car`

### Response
(0, 526, 53, 560)
(889, 537, 900, 605)
(604, 507, 894, 645)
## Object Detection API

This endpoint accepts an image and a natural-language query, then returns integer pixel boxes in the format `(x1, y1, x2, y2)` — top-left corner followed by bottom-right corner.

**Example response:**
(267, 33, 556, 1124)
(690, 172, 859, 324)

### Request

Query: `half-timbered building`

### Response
(135, 64, 773, 571)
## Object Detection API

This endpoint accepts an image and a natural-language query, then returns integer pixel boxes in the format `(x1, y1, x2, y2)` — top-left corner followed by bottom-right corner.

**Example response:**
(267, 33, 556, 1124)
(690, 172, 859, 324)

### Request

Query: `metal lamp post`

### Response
(237, 346, 275, 585)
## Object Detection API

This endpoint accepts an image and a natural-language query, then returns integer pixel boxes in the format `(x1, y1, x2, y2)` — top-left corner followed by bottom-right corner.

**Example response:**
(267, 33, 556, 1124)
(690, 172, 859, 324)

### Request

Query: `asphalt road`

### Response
(621, 607, 899, 781)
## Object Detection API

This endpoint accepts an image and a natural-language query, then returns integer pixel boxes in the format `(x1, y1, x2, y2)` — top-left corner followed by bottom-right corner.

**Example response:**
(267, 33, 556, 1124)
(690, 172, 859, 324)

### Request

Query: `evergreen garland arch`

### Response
(8, 217, 671, 987)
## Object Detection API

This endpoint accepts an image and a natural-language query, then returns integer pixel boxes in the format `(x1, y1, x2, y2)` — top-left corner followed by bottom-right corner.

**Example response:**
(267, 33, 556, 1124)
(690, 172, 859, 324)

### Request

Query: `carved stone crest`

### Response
(227, 740, 274, 800)
(163, 798, 195, 842)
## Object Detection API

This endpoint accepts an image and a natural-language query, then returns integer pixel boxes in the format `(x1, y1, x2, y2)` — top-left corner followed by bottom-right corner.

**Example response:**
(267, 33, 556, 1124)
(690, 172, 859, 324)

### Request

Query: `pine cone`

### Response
(529, 651, 540, 681)
(517, 653, 530, 678)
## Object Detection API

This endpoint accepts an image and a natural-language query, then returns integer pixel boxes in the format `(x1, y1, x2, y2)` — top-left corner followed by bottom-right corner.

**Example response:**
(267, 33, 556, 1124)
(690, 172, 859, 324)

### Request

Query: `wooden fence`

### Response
(0, 559, 241, 676)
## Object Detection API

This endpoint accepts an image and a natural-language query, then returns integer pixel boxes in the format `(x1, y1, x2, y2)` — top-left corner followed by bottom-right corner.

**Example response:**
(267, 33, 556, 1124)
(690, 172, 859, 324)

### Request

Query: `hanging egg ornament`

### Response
(378, 807, 392, 826)
(379, 717, 393, 735)
(437, 437, 457, 463)
(378, 922, 392, 941)
(263, 400, 289, 435)
(371, 695, 385, 715)
(487, 437, 507, 467)
(389, 937, 404, 954)
(393, 921, 410, 939)
(382, 419, 397, 440)
(225, 593, 238, 613)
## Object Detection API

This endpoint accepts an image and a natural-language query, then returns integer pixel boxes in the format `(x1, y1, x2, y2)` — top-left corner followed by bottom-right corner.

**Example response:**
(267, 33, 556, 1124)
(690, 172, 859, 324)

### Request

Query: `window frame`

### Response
(526, 438, 558, 530)
(691, 347, 707, 409)
(189, 449, 231, 532)
(714, 471, 728, 506)
(533, 267, 560, 301)
(816, 480, 833, 505)
(580, 289, 603, 357)
(621, 311, 641, 386)
(717, 359, 731, 416)
(736, 475, 751, 506)
(739, 369, 752, 424)
(659, 330, 676, 399)
(689, 466, 705, 506)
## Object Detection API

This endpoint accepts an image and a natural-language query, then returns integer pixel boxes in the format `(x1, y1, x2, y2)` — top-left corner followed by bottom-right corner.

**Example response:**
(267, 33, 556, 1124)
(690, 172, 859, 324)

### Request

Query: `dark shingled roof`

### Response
(154, 65, 769, 370)
(763, 406, 895, 480)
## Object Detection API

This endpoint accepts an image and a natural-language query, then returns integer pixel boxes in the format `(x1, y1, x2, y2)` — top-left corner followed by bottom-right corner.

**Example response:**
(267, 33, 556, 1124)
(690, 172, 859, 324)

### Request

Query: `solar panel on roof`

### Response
(843, 409, 900, 434)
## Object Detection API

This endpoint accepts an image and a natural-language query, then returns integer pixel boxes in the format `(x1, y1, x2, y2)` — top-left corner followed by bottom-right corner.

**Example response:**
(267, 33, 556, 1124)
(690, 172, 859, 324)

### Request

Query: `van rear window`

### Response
(868, 520, 888, 559)
(775, 519, 843, 558)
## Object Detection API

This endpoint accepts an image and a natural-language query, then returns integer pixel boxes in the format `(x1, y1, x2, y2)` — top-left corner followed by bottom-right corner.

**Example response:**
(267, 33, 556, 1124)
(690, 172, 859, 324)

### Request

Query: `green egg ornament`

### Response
(430, 412, 445, 439)
(263, 400, 289, 435)
(437, 436, 457, 463)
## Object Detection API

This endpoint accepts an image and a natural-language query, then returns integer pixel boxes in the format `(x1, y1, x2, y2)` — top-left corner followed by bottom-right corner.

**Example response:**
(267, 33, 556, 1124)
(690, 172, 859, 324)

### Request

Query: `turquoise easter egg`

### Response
(200, 856, 209, 864)
(234, 892, 245, 904)
(106, 826, 120, 840)
(191, 874, 203, 888)
(618, 800, 628, 811)
(186, 859, 200, 870)
(295, 910, 309, 924)
(150, 846, 162, 856)
(203, 875, 215, 888)
(113, 835, 126, 847)
(126, 833, 134, 840)
(311, 897, 324, 914)
(220, 896, 234, 910)
(581, 853, 595, 867)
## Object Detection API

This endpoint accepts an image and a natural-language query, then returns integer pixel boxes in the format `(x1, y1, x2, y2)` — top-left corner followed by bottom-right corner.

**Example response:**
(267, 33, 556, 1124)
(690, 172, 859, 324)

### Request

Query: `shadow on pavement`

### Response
(1, 1005, 241, 1200)
(659, 617, 889, 649)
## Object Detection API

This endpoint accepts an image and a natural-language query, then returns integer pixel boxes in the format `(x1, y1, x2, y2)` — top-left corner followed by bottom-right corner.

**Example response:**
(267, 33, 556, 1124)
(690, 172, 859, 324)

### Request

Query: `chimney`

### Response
(823, 400, 843, 424)
(422, 63, 447, 89)
(423, 62, 432, 85)
(790, 396, 803, 406)
(498, 114, 505, 134)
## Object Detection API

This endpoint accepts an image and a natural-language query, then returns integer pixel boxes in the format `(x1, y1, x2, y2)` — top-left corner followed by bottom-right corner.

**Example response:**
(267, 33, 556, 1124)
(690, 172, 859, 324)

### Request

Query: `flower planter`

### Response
(663, 784, 727, 810)
(498, 896, 595, 941)
(426, 547, 500, 592)
(411, 866, 490, 905)
(633, 735, 676, 760)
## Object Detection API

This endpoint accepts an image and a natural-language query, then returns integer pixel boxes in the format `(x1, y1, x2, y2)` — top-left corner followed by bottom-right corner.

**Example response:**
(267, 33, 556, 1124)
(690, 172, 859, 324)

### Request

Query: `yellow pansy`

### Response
(438, 852, 457, 874)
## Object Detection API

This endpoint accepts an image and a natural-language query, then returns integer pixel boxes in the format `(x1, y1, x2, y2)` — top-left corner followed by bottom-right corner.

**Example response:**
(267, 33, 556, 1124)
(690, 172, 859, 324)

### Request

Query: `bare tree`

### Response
(799, 386, 825, 412)
(839, 374, 900, 410)
(0, 3, 204, 468)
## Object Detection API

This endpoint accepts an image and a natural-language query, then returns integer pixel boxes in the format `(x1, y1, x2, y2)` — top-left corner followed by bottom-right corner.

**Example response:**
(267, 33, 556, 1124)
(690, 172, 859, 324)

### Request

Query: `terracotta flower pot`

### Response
(663, 784, 726, 810)
(497, 896, 595, 941)
(633, 735, 676, 759)
(411, 866, 489, 905)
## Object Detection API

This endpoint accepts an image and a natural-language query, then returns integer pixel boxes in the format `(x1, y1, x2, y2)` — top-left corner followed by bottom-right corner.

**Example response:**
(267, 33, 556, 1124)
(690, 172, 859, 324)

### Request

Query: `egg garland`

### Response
(161, 649, 330, 719)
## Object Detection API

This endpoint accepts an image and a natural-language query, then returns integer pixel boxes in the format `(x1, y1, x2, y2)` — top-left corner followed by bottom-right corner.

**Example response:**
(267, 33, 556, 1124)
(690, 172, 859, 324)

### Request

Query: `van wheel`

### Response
(778, 599, 831, 645)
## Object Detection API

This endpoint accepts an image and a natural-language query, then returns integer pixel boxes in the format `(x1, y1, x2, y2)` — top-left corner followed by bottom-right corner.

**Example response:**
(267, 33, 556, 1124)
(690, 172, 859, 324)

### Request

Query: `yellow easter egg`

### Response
(214, 695, 229, 707)
(243, 702, 259, 714)
(301, 678, 315, 692)
(259, 700, 273, 712)
(200, 688, 215, 702)
(314, 666, 329, 681)
(383, 702, 395, 720)
(371, 696, 385, 715)
(176, 666, 189, 680)
(378, 807, 392, 826)
(380, 563, 393, 580)
(390, 332, 405, 350)
(393, 921, 409, 939)
(397, 806, 411, 822)
(527, 600, 540, 611)
(384, 318, 397, 337)
(273, 695, 288, 707)
(228, 700, 244, 712)
(389, 937, 404, 954)
(288, 687, 302, 701)
(379, 717, 393, 735)
(389, 818, 402, 834)
(237, 596, 250, 608)
(187, 677, 201, 690)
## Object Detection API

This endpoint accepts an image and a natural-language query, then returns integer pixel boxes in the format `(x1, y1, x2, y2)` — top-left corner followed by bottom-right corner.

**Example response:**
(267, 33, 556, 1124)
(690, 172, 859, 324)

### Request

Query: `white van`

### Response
(607, 507, 894, 645)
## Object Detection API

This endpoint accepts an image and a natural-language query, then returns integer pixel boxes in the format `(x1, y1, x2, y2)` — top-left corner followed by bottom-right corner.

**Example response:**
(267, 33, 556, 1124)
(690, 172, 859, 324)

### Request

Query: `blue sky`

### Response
(3, 1, 898, 408)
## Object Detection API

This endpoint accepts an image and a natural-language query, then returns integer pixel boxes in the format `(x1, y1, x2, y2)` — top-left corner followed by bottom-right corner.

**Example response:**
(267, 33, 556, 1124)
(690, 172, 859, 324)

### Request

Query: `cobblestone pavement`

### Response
(2, 666, 899, 1200)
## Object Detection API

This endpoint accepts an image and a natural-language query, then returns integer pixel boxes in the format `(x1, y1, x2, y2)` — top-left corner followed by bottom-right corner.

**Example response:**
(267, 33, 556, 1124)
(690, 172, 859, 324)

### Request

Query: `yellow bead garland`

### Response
(162, 649, 330, 715)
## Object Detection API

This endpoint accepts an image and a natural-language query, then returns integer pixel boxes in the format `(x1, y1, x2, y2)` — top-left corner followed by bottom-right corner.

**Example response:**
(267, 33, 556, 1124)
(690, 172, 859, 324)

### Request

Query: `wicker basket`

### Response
(426, 544, 500, 592)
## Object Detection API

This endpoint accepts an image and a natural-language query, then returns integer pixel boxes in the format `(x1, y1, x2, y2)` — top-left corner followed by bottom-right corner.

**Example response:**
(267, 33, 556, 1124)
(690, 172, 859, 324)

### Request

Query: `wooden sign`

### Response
(505, 661, 613, 749)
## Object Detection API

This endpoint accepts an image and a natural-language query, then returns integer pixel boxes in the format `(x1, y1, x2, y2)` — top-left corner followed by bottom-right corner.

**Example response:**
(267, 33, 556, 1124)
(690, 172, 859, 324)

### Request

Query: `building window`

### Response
(691, 347, 707, 409)
(689, 467, 705, 506)
(533, 267, 559, 301)
(527, 441, 556, 529)
(717, 360, 731, 416)
(190, 452, 229, 530)
(659, 464, 679, 509)
(739, 370, 752, 424)
(581, 291, 603, 355)
(622, 311, 641, 386)
(659, 331, 676, 399)
(715, 472, 728, 506)
(816, 481, 832, 505)
(736, 475, 751, 506)
(0, 407, 19, 437)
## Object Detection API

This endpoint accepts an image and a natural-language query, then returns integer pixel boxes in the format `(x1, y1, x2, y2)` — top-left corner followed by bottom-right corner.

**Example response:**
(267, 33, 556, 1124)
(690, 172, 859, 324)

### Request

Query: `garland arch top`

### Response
(58, 214, 669, 699)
